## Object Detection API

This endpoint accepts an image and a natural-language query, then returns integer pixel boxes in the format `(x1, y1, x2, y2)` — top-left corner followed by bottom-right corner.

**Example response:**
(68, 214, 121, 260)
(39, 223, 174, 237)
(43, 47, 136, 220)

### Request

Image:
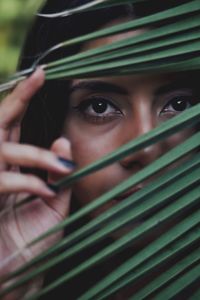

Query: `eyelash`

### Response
(160, 95, 196, 115)
(71, 94, 197, 124)
(72, 96, 122, 123)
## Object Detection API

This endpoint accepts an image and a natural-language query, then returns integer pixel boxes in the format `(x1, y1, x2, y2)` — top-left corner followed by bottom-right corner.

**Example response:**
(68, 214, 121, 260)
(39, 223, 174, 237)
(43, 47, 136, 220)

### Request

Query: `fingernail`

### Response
(47, 183, 60, 193)
(57, 157, 76, 169)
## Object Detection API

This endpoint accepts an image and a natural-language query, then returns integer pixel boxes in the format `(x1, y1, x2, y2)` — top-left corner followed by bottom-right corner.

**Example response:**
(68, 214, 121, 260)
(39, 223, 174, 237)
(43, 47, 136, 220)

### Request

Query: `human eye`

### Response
(72, 96, 123, 123)
(160, 94, 197, 117)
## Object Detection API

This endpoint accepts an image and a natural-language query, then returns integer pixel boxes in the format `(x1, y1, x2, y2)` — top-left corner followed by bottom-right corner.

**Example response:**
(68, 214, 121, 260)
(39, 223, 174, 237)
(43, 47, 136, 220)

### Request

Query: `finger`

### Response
(48, 137, 76, 183)
(47, 137, 75, 218)
(0, 172, 55, 198)
(0, 142, 71, 173)
(8, 122, 20, 144)
(0, 68, 45, 141)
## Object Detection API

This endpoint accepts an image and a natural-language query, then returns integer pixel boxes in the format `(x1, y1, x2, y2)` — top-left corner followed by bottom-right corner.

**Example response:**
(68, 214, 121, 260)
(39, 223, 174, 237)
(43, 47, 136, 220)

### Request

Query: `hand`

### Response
(0, 69, 73, 299)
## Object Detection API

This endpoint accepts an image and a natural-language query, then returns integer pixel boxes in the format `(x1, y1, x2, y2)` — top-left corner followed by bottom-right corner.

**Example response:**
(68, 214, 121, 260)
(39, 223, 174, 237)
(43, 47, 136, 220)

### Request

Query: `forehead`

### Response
(83, 17, 147, 49)
(70, 73, 195, 99)
(71, 19, 196, 92)
(72, 20, 169, 89)
(81, 28, 146, 52)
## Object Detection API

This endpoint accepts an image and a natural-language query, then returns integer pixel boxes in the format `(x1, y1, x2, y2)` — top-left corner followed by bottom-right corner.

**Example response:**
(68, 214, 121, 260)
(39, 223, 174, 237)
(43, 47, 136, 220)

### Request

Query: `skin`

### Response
(0, 69, 73, 299)
(64, 31, 197, 219)
(0, 20, 198, 300)
(63, 30, 198, 298)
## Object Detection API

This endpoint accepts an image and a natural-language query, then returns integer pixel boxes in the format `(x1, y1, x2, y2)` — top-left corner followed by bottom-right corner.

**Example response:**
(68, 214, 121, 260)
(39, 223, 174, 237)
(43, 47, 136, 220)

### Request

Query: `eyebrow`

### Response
(155, 81, 194, 96)
(69, 80, 128, 96)
(68, 78, 197, 98)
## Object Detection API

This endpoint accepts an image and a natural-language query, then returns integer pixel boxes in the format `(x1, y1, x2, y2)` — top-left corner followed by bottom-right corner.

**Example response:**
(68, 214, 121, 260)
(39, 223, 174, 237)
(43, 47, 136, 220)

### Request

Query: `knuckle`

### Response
(51, 137, 71, 152)
(26, 174, 42, 188)
(0, 142, 15, 163)
(0, 143, 7, 159)
(0, 173, 6, 192)
(51, 139, 61, 152)
(30, 147, 46, 165)
(50, 138, 72, 160)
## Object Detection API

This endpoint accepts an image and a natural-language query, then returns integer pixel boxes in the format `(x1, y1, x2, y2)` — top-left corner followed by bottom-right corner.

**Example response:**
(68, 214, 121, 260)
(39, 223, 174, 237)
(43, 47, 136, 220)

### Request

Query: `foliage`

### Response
(0, 0, 200, 299)
(0, 0, 44, 78)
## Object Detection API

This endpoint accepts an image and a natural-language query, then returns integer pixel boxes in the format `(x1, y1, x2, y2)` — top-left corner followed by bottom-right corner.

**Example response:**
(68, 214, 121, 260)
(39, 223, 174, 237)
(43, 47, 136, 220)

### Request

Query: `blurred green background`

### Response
(0, 0, 44, 79)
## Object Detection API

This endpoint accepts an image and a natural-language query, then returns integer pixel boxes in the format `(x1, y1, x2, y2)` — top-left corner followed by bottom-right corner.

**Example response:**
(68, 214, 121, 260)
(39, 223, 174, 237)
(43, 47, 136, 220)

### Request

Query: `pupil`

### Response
(172, 98, 187, 111)
(92, 100, 107, 113)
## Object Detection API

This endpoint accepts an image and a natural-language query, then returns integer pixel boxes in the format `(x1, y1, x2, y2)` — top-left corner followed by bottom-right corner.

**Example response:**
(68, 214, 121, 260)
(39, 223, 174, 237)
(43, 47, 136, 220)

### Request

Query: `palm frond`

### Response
(0, 107, 200, 298)
(1, 0, 200, 92)
(37, 0, 147, 18)
(0, 0, 200, 299)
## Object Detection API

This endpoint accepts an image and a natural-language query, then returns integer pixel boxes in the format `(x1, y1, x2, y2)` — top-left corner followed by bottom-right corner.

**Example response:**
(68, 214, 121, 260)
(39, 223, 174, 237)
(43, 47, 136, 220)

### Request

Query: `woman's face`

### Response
(62, 23, 197, 217)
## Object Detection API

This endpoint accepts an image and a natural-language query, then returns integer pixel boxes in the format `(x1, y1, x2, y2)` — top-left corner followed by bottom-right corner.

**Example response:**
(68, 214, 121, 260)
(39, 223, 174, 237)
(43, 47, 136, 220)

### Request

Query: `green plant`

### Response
(0, 0, 199, 299)
(0, 0, 44, 78)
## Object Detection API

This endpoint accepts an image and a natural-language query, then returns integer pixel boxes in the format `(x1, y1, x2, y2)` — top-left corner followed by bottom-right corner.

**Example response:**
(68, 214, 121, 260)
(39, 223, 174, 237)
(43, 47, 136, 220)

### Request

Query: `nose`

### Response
(120, 144, 161, 170)
(119, 107, 162, 170)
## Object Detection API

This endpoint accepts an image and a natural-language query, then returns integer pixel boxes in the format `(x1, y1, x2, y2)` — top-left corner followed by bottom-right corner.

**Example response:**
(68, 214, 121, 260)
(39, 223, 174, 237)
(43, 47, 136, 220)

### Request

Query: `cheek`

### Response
(161, 127, 196, 174)
(66, 121, 122, 167)
(72, 166, 118, 213)
(163, 128, 195, 150)
(64, 122, 123, 207)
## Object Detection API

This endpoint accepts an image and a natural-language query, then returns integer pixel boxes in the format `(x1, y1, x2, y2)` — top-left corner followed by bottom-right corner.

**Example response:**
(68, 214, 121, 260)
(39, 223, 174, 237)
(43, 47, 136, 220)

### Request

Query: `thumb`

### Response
(47, 137, 76, 219)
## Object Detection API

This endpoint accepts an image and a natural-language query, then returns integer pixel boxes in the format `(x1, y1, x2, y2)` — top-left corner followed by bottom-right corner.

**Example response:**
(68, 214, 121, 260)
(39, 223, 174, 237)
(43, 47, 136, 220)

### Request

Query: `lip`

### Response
(115, 186, 142, 201)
